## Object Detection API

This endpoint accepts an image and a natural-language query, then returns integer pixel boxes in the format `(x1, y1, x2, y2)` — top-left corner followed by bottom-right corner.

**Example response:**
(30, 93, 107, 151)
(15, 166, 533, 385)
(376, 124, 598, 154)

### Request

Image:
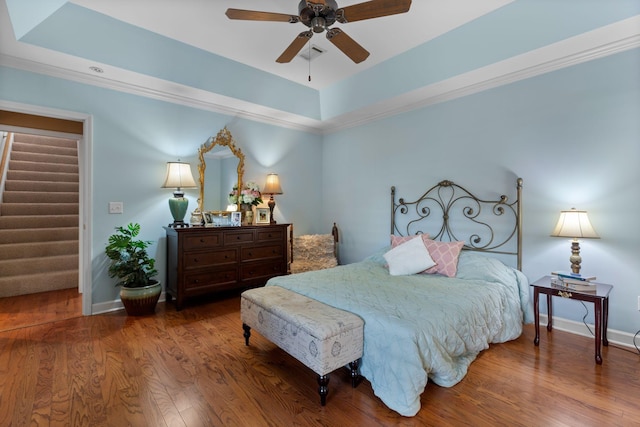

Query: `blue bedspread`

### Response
(266, 251, 532, 416)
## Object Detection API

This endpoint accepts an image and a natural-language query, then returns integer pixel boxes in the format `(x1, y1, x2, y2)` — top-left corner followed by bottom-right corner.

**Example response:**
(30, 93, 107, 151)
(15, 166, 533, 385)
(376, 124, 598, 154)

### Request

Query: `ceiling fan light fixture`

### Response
(311, 16, 326, 33)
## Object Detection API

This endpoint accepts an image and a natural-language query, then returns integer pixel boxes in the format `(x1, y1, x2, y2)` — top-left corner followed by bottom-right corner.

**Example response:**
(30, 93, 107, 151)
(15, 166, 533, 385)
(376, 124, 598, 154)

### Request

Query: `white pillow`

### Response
(383, 236, 436, 276)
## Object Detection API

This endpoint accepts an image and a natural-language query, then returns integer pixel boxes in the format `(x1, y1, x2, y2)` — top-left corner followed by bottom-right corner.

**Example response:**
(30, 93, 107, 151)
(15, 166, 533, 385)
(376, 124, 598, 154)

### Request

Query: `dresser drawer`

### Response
(224, 230, 255, 245)
(165, 224, 291, 310)
(241, 244, 284, 261)
(241, 261, 286, 281)
(256, 228, 284, 242)
(184, 268, 238, 290)
(183, 249, 237, 269)
(183, 233, 222, 250)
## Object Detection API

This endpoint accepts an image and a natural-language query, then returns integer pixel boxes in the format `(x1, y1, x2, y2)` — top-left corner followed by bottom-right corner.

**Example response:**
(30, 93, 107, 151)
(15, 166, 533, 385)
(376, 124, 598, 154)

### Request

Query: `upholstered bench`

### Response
(241, 286, 364, 406)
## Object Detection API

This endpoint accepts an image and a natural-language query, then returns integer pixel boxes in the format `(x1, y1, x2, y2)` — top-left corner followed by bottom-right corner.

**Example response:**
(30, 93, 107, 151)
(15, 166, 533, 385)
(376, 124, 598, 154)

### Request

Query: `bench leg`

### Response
(242, 323, 251, 346)
(318, 374, 329, 406)
(349, 359, 362, 388)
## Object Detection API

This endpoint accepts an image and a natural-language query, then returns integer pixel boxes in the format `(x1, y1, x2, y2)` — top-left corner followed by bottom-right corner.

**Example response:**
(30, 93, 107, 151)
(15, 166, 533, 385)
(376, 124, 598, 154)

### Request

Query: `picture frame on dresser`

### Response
(203, 211, 214, 227)
(231, 211, 242, 227)
(256, 208, 270, 224)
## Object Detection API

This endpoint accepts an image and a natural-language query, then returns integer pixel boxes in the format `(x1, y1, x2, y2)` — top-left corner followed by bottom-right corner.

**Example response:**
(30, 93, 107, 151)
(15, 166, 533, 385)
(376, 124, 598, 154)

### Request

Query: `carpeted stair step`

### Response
(13, 133, 77, 147)
(9, 149, 77, 165)
(1, 202, 79, 215)
(0, 240, 78, 260)
(0, 254, 78, 276)
(6, 170, 78, 183)
(2, 191, 78, 204)
(9, 159, 78, 174)
(0, 214, 78, 228)
(0, 270, 77, 298)
(5, 180, 79, 192)
(0, 227, 78, 244)
(11, 140, 77, 157)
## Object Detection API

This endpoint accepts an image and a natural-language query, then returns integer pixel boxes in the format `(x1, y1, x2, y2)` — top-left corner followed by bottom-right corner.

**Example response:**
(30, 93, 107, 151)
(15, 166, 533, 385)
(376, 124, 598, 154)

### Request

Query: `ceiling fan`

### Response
(226, 0, 412, 64)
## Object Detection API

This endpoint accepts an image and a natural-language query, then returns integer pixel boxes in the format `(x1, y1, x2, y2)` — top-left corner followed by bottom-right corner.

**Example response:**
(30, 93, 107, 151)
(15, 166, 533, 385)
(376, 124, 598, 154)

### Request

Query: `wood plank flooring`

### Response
(0, 290, 639, 426)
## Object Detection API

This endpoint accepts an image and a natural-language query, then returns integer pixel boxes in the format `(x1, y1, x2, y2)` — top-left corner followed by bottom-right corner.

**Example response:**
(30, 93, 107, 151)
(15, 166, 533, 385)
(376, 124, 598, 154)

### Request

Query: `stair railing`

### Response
(0, 132, 13, 205)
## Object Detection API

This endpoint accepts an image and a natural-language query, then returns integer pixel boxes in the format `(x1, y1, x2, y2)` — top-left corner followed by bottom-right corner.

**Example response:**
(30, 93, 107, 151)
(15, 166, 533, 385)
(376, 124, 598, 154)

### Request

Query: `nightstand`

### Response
(531, 275, 612, 364)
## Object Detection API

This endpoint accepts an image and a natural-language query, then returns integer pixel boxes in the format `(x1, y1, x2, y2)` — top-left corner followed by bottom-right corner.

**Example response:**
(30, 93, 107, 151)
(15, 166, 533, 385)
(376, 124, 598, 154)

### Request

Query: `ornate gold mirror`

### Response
(197, 127, 245, 213)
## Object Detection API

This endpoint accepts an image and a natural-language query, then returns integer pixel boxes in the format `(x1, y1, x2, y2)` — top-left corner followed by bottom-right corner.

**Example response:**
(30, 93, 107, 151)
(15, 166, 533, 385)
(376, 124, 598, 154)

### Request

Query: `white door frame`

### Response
(0, 100, 93, 315)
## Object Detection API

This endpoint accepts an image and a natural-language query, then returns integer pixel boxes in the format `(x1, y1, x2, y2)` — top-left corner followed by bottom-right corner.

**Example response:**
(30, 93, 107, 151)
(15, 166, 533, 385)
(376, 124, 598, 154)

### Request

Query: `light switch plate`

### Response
(109, 201, 123, 214)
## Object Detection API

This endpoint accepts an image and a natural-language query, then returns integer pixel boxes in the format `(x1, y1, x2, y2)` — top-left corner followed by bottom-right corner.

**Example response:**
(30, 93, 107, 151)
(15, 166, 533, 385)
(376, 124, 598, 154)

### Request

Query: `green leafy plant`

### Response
(105, 223, 158, 288)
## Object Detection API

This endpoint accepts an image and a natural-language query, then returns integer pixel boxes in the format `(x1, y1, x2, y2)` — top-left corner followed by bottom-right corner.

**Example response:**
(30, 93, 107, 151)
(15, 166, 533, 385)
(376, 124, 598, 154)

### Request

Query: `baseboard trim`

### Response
(538, 314, 639, 351)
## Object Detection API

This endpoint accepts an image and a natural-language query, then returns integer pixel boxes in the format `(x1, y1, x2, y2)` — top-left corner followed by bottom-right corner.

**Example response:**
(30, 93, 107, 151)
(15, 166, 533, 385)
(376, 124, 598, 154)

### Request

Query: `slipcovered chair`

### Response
(290, 223, 339, 274)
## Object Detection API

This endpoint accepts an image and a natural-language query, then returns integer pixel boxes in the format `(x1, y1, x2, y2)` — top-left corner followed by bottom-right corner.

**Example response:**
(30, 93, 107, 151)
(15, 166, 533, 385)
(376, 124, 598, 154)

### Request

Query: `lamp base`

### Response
(168, 192, 190, 227)
(168, 220, 189, 228)
(268, 196, 277, 224)
(569, 239, 582, 274)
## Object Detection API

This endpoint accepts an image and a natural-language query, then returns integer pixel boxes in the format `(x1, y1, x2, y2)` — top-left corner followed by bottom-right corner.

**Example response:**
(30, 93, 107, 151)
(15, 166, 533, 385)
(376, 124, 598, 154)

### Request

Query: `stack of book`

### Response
(551, 271, 597, 292)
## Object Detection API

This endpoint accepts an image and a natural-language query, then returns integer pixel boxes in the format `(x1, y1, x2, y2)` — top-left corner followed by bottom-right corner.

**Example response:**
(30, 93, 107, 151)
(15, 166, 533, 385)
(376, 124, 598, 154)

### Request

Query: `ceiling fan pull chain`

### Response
(308, 43, 312, 82)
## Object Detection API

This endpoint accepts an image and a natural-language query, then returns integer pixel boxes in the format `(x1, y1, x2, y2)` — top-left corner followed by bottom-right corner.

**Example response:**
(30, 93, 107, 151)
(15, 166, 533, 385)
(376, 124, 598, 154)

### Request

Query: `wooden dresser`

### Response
(164, 224, 291, 310)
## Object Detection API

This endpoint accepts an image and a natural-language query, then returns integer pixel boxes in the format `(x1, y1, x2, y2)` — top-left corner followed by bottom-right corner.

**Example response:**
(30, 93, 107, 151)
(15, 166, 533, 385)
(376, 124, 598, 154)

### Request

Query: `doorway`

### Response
(0, 103, 92, 320)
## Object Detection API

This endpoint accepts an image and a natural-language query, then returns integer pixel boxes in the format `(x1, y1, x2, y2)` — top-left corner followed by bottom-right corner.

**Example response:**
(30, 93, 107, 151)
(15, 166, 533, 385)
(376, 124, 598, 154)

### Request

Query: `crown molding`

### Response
(1, 16, 638, 135)
(321, 17, 640, 133)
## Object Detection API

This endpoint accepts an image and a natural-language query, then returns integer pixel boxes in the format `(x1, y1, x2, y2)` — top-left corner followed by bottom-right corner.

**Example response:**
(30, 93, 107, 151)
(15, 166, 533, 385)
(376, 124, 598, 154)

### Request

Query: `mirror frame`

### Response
(197, 127, 245, 213)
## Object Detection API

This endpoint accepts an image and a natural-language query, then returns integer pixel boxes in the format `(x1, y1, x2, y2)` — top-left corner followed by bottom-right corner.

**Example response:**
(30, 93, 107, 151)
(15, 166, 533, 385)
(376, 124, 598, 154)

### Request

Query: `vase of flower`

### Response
(229, 181, 263, 226)
(240, 203, 253, 225)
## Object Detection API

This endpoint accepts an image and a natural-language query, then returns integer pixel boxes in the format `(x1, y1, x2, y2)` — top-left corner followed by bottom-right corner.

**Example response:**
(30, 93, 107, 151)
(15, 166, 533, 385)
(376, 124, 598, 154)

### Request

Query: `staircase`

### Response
(0, 133, 79, 297)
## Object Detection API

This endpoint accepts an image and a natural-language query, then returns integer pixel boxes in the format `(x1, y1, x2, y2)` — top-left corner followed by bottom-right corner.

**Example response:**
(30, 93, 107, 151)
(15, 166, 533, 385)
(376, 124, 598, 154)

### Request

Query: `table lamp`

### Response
(263, 173, 283, 224)
(550, 208, 599, 274)
(161, 161, 197, 227)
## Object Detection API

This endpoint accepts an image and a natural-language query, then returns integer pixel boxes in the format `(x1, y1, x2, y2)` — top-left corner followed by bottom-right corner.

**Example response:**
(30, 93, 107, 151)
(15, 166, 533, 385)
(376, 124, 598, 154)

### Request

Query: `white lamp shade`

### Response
(550, 208, 599, 239)
(161, 162, 197, 189)
(263, 173, 283, 195)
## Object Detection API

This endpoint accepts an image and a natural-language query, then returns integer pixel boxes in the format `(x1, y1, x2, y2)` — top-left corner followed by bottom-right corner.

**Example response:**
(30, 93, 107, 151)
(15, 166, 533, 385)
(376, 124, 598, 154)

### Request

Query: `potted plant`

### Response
(105, 223, 161, 315)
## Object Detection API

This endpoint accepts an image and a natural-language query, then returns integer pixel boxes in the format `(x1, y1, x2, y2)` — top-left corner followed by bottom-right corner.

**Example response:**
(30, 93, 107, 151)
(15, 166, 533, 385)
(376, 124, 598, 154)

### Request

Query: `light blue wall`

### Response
(323, 48, 640, 334)
(0, 65, 323, 306)
(1, 46, 638, 333)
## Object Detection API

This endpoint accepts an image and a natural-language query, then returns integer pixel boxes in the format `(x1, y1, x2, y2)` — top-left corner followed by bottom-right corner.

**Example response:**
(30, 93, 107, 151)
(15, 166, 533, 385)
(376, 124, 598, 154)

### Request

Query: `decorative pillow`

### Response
(383, 235, 436, 276)
(422, 239, 464, 277)
(390, 235, 464, 278)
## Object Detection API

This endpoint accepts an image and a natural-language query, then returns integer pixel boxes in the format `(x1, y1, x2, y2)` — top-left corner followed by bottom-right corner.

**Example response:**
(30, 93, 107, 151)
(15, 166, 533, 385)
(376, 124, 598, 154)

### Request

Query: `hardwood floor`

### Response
(0, 288, 82, 332)
(0, 290, 639, 426)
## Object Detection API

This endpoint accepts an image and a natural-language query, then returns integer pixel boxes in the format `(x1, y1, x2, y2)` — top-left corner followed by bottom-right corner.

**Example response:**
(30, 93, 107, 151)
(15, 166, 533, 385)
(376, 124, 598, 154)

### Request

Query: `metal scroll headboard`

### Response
(391, 178, 523, 270)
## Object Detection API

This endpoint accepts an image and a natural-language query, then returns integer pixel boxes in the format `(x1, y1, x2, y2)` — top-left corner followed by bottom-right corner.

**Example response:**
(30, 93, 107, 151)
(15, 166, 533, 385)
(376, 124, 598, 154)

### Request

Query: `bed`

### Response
(265, 178, 533, 416)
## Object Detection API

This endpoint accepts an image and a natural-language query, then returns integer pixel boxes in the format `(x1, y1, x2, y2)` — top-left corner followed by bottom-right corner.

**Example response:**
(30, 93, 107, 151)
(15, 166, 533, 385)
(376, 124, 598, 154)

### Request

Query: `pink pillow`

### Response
(390, 235, 464, 278)
(422, 239, 464, 277)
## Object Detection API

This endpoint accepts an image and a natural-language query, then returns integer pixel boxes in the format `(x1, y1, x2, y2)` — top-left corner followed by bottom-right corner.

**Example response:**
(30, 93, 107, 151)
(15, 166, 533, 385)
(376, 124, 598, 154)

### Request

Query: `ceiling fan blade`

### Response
(226, 9, 299, 23)
(276, 31, 313, 63)
(326, 28, 370, 64)
(337, 0, 411, 23)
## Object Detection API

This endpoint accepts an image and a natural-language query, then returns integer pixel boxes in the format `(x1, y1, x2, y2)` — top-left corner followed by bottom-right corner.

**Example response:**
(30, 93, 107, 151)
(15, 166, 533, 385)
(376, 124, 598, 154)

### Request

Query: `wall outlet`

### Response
(108, 201, 123, 214)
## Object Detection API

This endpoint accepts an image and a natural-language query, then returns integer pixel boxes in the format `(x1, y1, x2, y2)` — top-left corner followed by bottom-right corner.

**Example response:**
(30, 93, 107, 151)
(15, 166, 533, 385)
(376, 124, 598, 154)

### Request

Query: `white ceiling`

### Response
(68, 0, 513, 90)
